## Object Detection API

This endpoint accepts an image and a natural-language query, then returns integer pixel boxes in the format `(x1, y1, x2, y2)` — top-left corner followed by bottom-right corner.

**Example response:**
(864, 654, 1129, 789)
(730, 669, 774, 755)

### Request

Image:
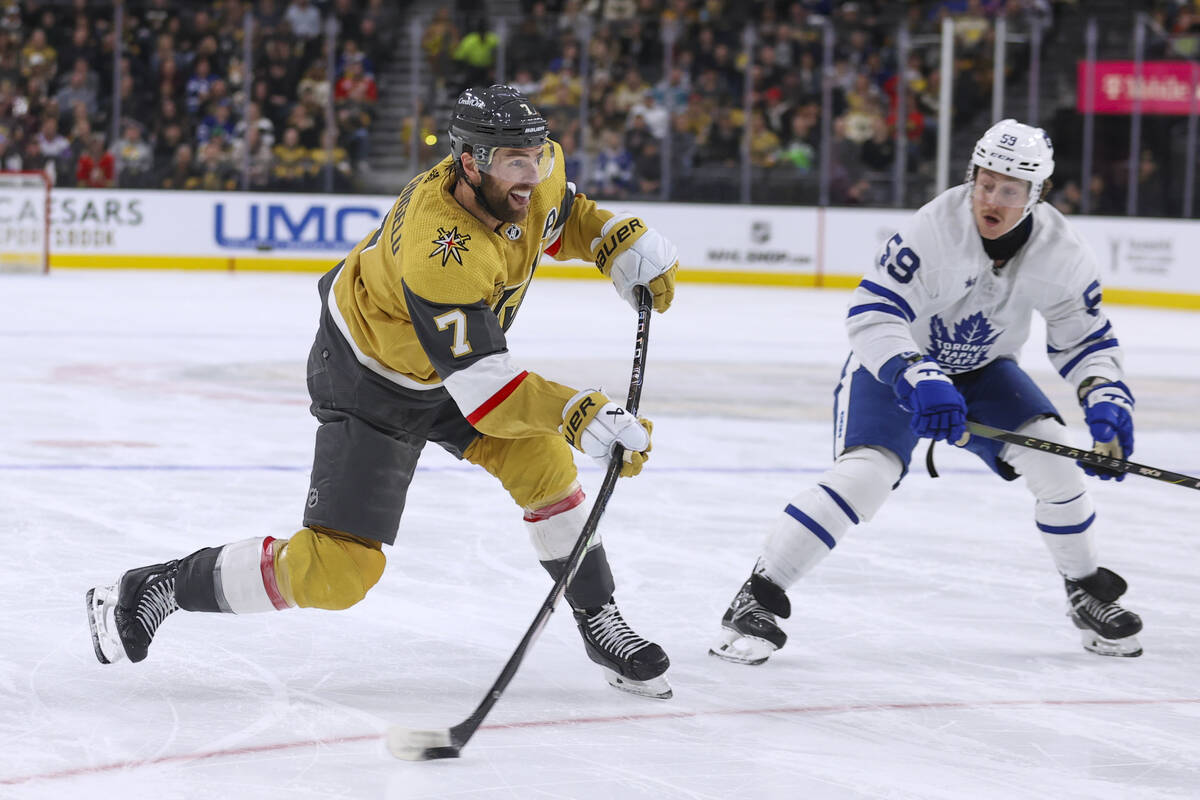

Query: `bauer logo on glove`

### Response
(593, 217, 645, 272)
(561, 389, 653, 477)
(591, 213, 679, 313)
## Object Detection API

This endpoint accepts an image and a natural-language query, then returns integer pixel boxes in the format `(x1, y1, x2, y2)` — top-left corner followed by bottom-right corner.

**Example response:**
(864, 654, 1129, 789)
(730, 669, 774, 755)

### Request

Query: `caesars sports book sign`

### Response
(46, 190, 393, 266)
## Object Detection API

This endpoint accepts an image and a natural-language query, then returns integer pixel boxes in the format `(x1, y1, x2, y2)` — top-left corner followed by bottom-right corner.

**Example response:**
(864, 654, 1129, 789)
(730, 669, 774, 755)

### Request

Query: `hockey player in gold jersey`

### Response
(86, 85, 680, 699)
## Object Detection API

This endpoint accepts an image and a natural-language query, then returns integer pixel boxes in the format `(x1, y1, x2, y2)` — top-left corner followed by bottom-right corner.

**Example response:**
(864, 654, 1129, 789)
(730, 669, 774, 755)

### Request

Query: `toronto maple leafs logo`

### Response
(429, 226, 471, 266)
(927, 312, 1003, 370)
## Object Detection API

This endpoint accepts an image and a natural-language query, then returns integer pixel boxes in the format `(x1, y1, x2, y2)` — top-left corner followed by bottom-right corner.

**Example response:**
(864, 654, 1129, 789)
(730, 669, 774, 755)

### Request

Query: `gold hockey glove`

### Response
(591, 213, 678, 313)
(561, 389, 653, 477)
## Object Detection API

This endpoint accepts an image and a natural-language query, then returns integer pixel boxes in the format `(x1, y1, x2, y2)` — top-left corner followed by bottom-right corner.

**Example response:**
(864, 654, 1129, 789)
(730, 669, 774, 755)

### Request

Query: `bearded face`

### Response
(477, 170, 534, 223)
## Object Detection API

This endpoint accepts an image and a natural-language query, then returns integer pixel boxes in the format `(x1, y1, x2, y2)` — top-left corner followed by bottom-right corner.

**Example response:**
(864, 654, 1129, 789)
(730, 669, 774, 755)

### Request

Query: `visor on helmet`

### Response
(971, 169, 1031, 209)
(474, 142, 555, 185)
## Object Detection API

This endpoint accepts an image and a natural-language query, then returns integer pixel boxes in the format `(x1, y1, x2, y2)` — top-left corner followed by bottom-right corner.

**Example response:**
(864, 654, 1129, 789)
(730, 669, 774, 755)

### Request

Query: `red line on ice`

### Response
(4, 697, 1198, 785)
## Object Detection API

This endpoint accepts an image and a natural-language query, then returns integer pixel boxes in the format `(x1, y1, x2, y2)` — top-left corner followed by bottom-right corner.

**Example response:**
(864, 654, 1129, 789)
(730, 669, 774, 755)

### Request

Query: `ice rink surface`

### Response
(2, 270, 1198, 799)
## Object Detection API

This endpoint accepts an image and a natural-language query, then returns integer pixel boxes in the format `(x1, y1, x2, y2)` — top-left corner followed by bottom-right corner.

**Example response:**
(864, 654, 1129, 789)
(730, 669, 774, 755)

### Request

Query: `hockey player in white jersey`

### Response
(711, 119, 1143, 665)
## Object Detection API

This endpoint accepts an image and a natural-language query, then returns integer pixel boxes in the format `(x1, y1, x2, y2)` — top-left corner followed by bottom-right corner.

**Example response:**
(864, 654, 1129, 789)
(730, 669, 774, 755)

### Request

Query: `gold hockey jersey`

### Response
(324, 140, 614, 440)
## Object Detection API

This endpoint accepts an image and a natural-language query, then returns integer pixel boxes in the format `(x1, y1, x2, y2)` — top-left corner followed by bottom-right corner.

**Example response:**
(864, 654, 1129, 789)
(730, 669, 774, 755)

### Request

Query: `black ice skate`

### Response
(86, 560, 180, 664)
(573, 599, 672, 699)
(1064, 567, 1143, 658)
(709, 573, 791, 665)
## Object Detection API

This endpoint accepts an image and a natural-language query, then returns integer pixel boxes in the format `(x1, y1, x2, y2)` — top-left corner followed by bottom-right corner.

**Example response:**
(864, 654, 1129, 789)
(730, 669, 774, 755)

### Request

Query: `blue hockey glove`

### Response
(890, 357, 967, 443)
(1078, 380, 1134, 481)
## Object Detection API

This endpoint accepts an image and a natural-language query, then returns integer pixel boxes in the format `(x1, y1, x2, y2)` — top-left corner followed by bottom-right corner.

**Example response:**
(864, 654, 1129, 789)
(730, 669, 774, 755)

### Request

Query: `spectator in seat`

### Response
(272, 126, 312, 191)
(310, 129, 353, 192)
(860, 115, 896, 172)
(591, 127, 635, 199)
(613, 69, 650, 115)
(628, 89, 668, 140)
(337, 39, 375, 81)
(297, 63, 331, 108)
(242, 125, 276, 190)
(633, 137, 662, 197)
(21, 28, 57, 80)
(195, 133, 238, 191)
(334, 59, 377, 106)
(185, 57, 217, 115)
(53, 58, 97, 119)
(780, 107, 817, 174)
(624, 112, 656, 160)
(197, 102, 237, 145)
(76, 133, 114, 188)
(158, 143, 198, 190)
(285, 0, 323, 62)
(451, 18, 499, 91)
(748, 110, 781, 168)
(154, 121, 185, 167)
(36, 115, 70, 164)
(116, 121, 154, 187)
(700, 110, 741, 168)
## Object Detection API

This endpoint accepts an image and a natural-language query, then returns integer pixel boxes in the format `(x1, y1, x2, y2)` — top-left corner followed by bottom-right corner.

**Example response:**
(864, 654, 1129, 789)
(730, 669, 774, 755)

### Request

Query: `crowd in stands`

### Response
(1, 0, 1197, 215)
(422, 0, 1196, 213)
(411, 0, 1074, 206)
(0, 0, 396, 192)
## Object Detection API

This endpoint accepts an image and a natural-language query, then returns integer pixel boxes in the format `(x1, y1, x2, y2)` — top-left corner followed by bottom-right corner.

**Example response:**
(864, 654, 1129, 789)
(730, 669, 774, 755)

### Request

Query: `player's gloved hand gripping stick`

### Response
(386, 286, 655, 761)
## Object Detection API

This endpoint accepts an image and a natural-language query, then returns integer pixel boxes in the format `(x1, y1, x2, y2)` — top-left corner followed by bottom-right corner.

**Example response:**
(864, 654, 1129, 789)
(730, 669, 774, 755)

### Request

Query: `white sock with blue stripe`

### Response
(758, 447, 901, 589)
(1036, 493, 1099, 580)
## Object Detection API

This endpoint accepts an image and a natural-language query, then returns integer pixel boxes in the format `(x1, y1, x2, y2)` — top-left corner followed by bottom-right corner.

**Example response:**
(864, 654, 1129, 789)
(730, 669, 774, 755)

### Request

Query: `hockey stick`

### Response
(966, 421, 1200, 490)
(386, 286, 654, 761)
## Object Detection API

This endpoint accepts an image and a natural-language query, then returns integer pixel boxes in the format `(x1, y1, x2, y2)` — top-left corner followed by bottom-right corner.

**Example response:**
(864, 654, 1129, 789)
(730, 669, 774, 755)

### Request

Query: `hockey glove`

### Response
(561, 389, 652, 477)
(891, 357, 967, 443)
(1078, 380, 1134, 481)
(591, 213, 678, 313)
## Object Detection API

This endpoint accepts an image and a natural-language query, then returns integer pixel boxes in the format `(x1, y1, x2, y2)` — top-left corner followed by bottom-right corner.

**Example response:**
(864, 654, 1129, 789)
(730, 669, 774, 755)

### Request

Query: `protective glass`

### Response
(972, 172, 1031, 208)
(477, 142, 555, 185)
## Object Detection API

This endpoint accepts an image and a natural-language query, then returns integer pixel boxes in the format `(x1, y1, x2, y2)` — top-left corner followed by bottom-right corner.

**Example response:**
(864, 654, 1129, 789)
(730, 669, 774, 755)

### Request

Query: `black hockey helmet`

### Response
(448, 85, 553, 182)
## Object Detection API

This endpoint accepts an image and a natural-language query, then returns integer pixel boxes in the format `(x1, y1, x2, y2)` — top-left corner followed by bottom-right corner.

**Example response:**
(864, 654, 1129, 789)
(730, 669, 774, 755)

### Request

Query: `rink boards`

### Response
(4, 187, 1198, 308)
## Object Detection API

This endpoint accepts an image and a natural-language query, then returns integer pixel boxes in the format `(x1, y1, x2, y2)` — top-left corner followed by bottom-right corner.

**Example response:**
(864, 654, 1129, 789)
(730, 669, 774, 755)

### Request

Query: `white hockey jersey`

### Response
(846, 184, 1123, 390)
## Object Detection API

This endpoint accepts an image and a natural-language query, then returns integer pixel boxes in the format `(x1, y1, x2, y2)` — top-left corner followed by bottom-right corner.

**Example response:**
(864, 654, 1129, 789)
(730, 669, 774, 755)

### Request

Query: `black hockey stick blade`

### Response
(966, 421, 1200, 490)
(386, 286, 654, 761)
(386, 727, 460, 761)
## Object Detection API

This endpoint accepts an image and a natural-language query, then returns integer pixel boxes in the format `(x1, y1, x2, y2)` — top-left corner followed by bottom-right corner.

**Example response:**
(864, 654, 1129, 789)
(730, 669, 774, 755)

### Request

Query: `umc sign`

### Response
(214, 201, 383, 250)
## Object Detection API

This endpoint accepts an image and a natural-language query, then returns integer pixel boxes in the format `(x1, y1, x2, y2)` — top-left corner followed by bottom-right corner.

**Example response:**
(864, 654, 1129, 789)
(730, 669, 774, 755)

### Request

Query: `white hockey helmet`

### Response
(967, 118, 1055, 222)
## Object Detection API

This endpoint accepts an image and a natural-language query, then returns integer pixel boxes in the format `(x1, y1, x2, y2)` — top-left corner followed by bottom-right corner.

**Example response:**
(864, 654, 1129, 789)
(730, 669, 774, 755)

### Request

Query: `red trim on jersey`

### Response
(544, 236, 562, 257)
(523, 486, 586, 522)
(466, 370, 529, 424)
(259, 536, 290, 610)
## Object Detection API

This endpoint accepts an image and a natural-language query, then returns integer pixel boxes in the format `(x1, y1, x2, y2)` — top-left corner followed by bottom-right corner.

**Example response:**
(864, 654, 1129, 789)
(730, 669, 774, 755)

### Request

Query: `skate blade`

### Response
(708, 628, 776, 666)
(603, 669, 673, 699)
(85, 586, 126, 665)
(1080, 630, 1142, 658)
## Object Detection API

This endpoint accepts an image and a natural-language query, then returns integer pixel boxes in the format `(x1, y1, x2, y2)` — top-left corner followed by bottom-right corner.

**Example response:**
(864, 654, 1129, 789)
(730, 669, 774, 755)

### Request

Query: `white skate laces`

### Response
(136, 578, 179, 640)
(585, 603, 650, 660)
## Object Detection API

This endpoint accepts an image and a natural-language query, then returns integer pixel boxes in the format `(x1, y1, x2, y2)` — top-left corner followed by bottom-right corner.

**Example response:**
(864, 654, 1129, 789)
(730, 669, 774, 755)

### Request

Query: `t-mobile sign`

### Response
(1077, 61, 1200, 114)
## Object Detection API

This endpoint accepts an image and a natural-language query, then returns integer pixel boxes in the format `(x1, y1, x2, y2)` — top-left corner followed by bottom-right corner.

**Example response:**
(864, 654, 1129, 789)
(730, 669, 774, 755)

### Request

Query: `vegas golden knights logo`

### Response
(492, 278, 531, 330)
(429, 226, 471, 266)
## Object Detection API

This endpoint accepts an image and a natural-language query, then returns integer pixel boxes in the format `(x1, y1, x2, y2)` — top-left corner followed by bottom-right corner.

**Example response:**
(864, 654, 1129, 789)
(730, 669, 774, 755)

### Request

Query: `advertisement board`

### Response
(26, 189, 1200, 308)
(1076, 60, 1200, 115)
